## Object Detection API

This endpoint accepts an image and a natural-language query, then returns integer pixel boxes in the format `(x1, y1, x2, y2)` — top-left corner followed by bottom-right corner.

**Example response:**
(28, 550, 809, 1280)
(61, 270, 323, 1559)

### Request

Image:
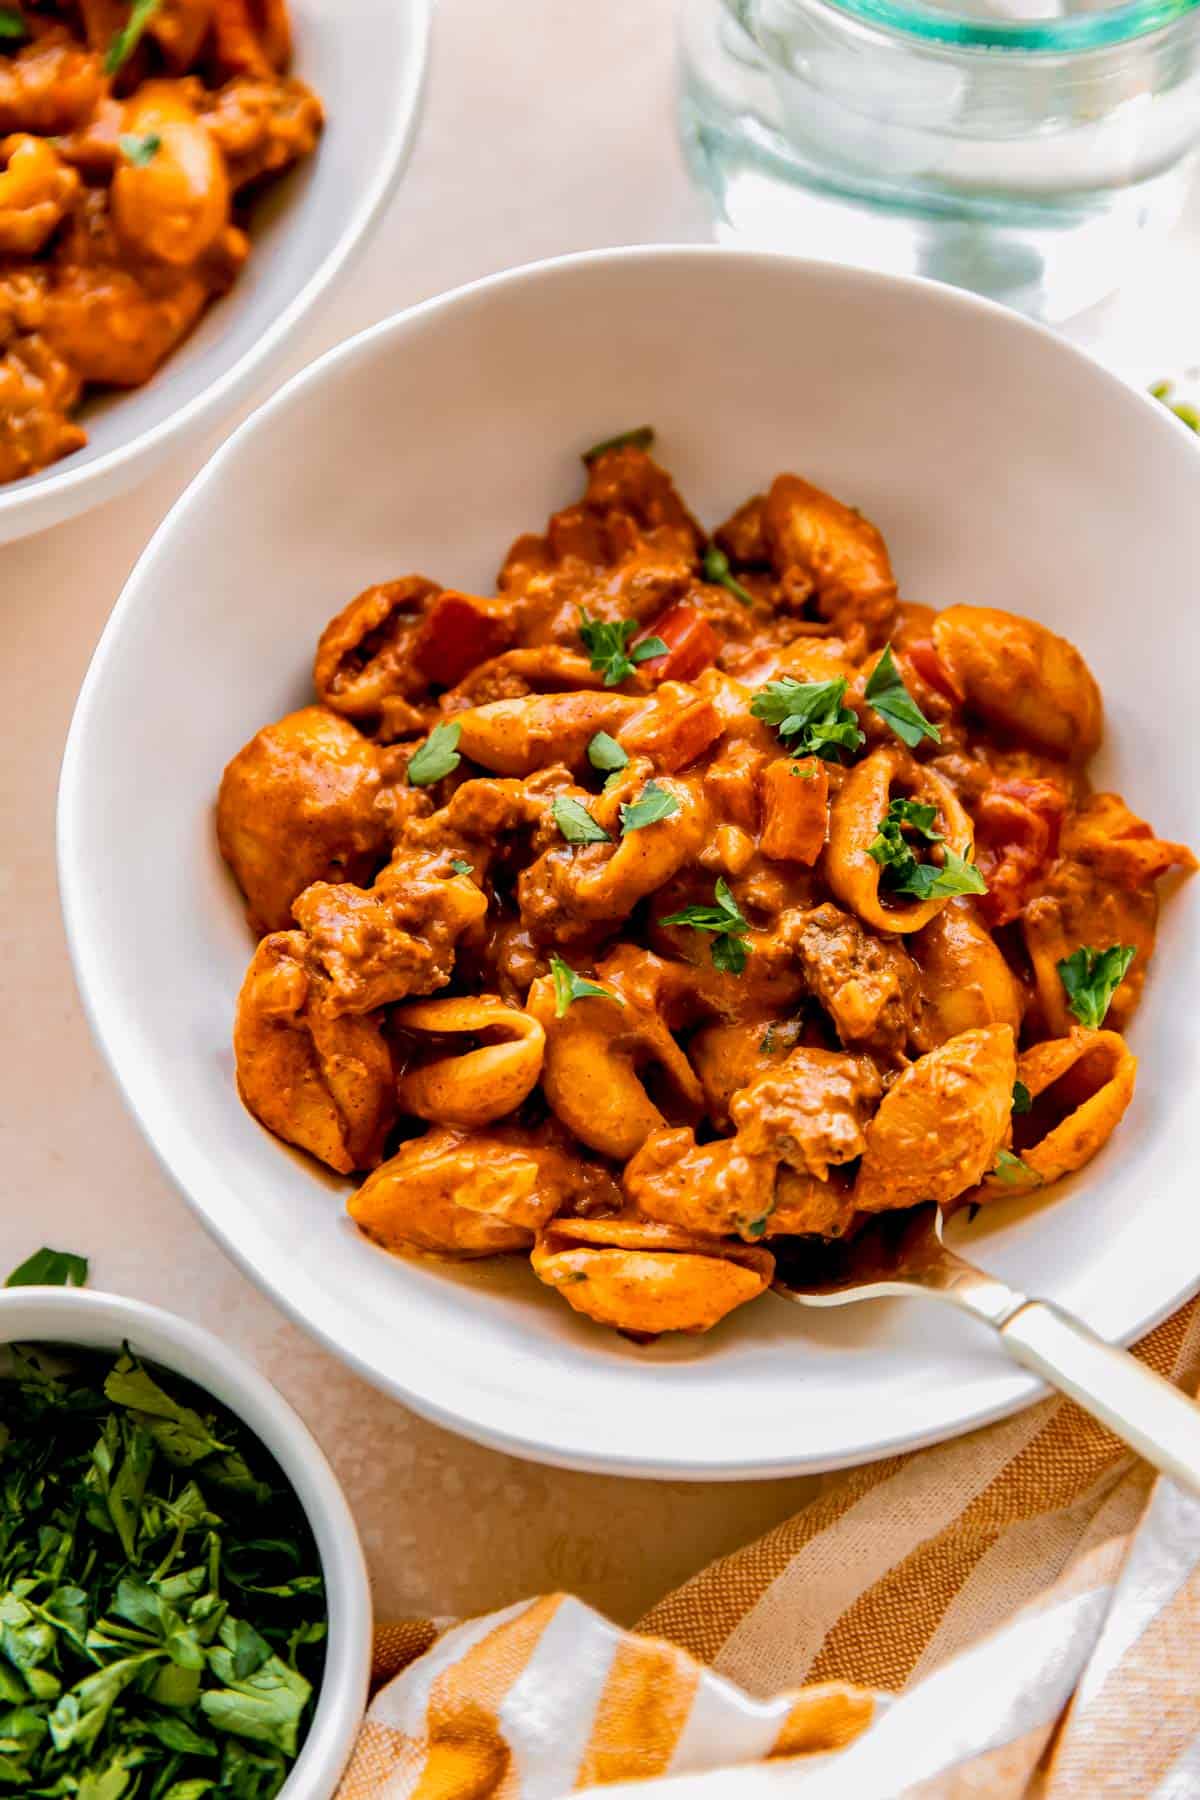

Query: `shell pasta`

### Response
(0, 0, 321, 482)
(217, 437, 1195, 1340)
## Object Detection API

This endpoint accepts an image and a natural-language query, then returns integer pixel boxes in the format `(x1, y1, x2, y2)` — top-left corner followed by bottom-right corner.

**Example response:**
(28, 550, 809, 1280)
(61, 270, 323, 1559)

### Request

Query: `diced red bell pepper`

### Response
(411, 591, 515, 688)
(759, 755, 830, 865)
(619, 689, 723, 773)
(633, 603, 720, 684)
(903, 638, 963, 705)
(974, 777, 1066, 926)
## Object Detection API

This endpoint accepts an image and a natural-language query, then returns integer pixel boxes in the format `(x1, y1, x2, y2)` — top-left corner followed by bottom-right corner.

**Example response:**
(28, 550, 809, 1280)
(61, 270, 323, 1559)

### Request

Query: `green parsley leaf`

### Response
(894, 846, 986, 901)
(884, 797, 941, 839)
(581, 425, 655, 463)
(1056, 944, 1136, 1030)
(749, 676, 866, 762)
(701, 545, 754, 608)
(868, 799, 985, 901)
(104, 0, 164, 73)
(201, 1629, 309, 1757)
(551, 794, 610, 845)
(1149, 380, 1200, 434)
(578, 609, 666, 686)
(5, 1248, 88, 1288)
(143, 1717, 218, 1757)
(549, 955, 620, 1018)
(662, 878, 751, 975)
(619, 780, 680, 833)
(406, 720, 461, 786)
(0, 9, 27, 42)
(992, 1148, 1041, 1186)
(759, 1023, 777, 1054)
(118, 131, 161, 166)
(711, 933, 749, 975)
(864, 644, 941, 748)
(1012, 1080, 1032, 1115)
(751, 676, 846, 728)
(586, 730, 628, 776)
(868, 799, 941, 870)
(449, 859, 473, 877)
(105, 1354, 229, 1466)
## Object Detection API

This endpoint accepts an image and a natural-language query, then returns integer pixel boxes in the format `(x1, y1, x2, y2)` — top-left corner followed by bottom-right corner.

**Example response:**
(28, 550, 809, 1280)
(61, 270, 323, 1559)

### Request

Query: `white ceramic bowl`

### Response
(58, 247, 1200, 1479)
(0, 0, 430, 545)
(0, 1286, 370, 1798)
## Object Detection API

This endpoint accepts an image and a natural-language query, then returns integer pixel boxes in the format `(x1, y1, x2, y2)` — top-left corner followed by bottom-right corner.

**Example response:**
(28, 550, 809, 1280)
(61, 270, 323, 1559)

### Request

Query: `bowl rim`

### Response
(0, 1285, 371, 1800)
(0, 0, 432, 537)
(57, 243, 1200, 1479)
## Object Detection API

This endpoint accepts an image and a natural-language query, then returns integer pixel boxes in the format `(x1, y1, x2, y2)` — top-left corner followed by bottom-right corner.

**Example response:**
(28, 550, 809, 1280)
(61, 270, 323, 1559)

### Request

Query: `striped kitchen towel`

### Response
(339, 1297, 1200, 1797)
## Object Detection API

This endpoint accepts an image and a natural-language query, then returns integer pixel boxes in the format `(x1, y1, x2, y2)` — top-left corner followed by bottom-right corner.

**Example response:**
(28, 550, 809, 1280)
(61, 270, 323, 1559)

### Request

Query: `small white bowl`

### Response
(59, 246, 1200, 1479)
(0, 1286, 371, 1800)
(0, 0, 430, 545)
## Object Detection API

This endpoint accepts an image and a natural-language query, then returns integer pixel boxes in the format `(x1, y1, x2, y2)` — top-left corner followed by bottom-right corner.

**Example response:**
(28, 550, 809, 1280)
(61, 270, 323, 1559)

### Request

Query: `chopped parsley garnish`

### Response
(868, 797, 985, 900)
(5, 1246, 88, 1287)
(878, 796, 941, 841)
(701, 545, 754, 608)
(586, 730, 629, 780)
(406, 720, 461, 786)
(864, 644, 941, 748)
(1149, 380, 1200, 434)
(992, 1148, 1040, 1186)
(662, 878, 752, 975)
(0, 1341, 325, 1798)
(552, 794, 610, 845)
(449, 858, 473, 877)
(1056, 944, 1136, 1030)
(578, 609, 667, 687)
(104, 0, 164, 73)
(549, 955, 621, 1017)
(759, 1023, 777, 1055)
(581, 425, 655, 463)
(1012, 1080, 1032, 1115)
(619, 781, 680, 834)
(892, 846, 985, 901)
(750, 676, 865, 762)
(118, 130, 161, 165)
(0, 8, 27, 42)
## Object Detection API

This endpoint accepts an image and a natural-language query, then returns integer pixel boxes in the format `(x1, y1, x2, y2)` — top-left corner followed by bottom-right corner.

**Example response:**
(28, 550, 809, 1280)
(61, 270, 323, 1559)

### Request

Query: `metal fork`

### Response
(772, 1203, 1200, 1496)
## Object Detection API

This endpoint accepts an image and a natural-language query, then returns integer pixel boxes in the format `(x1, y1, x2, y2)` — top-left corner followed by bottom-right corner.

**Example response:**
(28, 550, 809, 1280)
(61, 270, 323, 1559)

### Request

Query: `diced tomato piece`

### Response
(974, 777, 1066, 926)
(412, 591, 514, 688)
(759, 755, 830, 865)
(904, 638, 963, 705)
(633, 604, 720, 683)
(619, 688, 723, 773)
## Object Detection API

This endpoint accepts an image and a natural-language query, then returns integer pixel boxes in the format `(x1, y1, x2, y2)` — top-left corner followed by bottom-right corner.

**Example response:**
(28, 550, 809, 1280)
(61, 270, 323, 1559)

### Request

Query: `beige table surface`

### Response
(5, 0, 1200, 1630)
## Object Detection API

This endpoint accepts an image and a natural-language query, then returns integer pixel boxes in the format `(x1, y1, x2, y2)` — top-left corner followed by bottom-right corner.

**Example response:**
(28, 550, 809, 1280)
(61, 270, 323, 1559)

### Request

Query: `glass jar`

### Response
(678, 0, 1200, 319)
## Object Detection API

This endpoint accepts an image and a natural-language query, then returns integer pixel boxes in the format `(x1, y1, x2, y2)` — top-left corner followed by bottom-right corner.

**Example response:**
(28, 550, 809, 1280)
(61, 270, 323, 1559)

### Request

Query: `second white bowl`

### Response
(0, 0, 430, 544)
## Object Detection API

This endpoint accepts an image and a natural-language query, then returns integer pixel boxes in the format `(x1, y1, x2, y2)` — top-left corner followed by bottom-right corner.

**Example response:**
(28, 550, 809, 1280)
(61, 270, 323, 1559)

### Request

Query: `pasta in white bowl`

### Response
(58, 248, 1200, 1476)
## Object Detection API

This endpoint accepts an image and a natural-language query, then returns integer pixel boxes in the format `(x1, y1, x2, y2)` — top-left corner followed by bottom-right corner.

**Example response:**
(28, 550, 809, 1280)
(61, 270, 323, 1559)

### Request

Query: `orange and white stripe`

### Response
(340, 1296, 1200, 1800)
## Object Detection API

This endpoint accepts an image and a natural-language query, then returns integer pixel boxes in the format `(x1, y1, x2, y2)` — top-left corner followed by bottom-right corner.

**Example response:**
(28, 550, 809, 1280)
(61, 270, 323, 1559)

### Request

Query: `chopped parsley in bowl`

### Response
(0, 1277, 369, 1800)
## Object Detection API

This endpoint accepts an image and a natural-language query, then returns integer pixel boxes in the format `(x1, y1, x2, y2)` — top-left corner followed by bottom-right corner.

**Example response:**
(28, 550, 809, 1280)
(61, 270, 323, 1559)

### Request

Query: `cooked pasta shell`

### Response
(393, 994, 545, 1128)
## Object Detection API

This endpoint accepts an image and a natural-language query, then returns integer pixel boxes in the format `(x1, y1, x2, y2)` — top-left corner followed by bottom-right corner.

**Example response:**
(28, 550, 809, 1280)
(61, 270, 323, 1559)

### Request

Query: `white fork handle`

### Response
(999, 1300, 1200, 1497)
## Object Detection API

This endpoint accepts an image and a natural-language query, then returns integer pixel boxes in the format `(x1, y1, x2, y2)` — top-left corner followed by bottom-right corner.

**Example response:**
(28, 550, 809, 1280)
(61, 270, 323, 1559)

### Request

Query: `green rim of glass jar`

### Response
(824, 0, 1198, 51)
